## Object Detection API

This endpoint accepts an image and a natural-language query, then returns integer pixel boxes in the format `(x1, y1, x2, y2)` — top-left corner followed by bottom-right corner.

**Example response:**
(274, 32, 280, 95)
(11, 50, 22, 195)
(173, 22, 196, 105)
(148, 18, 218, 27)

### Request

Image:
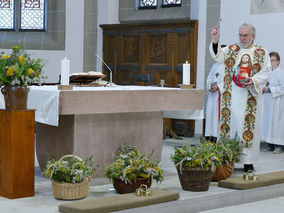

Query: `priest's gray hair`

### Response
(239, 23, 256, 36)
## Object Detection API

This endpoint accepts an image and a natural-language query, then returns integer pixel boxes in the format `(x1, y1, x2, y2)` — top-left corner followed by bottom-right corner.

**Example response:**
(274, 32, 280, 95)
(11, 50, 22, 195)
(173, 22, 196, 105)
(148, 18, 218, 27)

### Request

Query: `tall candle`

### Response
(61, 57, 70, 85)
(183, 61, 190, 85)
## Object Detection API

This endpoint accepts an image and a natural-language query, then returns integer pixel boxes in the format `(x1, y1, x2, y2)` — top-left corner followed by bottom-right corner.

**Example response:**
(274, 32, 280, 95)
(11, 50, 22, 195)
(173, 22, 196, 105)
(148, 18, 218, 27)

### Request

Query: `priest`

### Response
(209, 23, 271, 172)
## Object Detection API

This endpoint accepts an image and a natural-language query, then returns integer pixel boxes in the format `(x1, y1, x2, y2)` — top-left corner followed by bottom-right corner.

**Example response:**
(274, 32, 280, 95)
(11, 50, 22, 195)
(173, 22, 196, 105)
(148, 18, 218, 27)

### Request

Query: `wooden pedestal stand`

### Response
(0, 110, 35, 199)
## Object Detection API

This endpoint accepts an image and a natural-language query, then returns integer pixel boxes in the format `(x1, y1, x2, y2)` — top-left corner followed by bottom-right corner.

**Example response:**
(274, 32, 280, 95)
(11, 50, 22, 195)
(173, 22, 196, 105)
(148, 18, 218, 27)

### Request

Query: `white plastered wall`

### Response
(191, 0, 207, 135)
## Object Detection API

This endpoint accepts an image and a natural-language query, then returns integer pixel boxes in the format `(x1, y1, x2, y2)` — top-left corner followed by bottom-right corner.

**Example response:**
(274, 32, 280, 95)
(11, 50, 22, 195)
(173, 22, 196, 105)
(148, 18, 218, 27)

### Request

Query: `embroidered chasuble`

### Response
(209, 42, 271, 164)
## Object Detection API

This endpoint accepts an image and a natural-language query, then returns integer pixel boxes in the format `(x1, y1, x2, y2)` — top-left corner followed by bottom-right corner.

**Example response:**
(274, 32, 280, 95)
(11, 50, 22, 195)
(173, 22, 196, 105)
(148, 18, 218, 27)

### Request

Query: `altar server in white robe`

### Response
(210, 23, 271, 172)
(205, 62, 225, 141)
(262, 51, 284, 154)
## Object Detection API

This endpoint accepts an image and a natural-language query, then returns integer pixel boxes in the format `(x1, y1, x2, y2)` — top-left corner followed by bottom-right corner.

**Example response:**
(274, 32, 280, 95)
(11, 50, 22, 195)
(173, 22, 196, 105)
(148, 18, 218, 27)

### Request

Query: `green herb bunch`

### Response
(104, 145, 164, 184)
(44, 155, 97, 183)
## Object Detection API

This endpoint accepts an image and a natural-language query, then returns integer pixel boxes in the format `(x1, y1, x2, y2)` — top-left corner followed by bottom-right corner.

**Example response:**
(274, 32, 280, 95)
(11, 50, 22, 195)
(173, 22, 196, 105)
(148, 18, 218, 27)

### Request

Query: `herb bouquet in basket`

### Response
(208, 136, 243, 181)
(104, 145, 164, 194)
(44, 154, 97, 200)
(171, 142, 222, 191)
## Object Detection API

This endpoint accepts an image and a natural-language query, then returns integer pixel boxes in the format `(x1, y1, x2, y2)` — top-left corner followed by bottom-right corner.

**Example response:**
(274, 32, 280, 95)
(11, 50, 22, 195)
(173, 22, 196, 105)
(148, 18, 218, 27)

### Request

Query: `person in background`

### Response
(261, 51, 284, 154)
(209, 23, 271, 172)
(205, 47, 226, 142)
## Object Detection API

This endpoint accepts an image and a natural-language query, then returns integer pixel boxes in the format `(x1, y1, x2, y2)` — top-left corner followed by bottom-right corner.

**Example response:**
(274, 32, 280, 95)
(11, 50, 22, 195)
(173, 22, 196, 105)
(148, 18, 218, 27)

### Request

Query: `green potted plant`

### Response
(43, 154, 97, 200)
(104, 145, 164, 194)
(171, 141, 222, 191)
(0, 43, 44, 109)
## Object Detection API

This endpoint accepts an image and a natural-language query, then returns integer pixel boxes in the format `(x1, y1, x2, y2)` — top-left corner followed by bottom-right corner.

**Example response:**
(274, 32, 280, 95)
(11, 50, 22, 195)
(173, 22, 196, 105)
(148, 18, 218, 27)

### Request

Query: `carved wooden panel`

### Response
(177, 33, 189, 64)
(149, 35, 167, 64)
(122, 35, 140, 64)
(173, 28, 193, 85)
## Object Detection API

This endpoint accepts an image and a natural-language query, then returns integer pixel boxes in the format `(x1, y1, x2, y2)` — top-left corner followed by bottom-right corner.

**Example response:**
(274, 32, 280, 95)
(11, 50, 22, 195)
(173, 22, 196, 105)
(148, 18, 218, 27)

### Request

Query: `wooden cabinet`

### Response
(100, 21, 198, 87)
(0, 110, 35, 199)
(100, 21, 198, 137)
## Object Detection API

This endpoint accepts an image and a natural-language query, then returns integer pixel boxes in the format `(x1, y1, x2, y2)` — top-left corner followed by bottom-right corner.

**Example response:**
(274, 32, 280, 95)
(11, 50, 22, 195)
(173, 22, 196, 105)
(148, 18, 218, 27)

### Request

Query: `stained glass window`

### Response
(162, 0, 182, 7)
(19, 0, 47, 31)
(0, 0, 15, 30)
(139, 0, 157, 9)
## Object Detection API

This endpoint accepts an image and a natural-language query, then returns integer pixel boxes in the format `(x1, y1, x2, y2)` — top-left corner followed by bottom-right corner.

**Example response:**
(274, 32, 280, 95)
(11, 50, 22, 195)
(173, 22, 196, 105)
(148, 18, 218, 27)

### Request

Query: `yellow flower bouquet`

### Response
(0, 43, 44, 86)
(171, 137, 243, 190)
(171, 142, 222, 191)
(104, 145, 164, 186)
(171, 141, 223, 171)
(43, 155, 97, 183)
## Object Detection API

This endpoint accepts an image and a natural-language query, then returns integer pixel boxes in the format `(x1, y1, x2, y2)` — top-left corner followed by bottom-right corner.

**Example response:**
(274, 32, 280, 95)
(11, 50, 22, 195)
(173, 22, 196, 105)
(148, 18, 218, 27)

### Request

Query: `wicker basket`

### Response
(52, 176, 91, 200)
(113, 178, 152, 194)
(176, 166, 213, 191)
(51, 154, 91, 200)
(212, 163, 234, 181)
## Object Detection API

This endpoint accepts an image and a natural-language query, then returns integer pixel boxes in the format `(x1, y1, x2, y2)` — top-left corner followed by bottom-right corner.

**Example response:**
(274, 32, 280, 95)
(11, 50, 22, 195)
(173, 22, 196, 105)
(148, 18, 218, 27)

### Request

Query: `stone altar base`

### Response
(36, 111, 163, 176)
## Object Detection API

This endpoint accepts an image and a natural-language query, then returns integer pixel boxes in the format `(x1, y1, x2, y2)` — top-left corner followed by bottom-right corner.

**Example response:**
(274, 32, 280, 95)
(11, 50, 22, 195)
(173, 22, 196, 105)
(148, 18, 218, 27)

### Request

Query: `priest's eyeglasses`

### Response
(238, 34, 250, 38)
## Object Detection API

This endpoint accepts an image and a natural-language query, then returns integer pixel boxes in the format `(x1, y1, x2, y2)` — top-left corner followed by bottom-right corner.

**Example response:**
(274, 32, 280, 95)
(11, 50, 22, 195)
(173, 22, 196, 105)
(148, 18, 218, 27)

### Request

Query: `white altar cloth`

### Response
(0, 86, 60, 126)
(0, 85, 203, 126)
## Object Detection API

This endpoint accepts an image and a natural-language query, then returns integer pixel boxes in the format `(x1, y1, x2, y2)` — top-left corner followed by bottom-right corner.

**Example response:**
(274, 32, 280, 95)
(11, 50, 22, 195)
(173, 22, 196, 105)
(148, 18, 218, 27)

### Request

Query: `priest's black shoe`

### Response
(244, 164, 254, 172)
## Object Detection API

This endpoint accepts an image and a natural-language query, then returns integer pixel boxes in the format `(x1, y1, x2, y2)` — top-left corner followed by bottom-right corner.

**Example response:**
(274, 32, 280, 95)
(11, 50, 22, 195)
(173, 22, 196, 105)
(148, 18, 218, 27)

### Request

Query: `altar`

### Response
(1, 85, 204, 176)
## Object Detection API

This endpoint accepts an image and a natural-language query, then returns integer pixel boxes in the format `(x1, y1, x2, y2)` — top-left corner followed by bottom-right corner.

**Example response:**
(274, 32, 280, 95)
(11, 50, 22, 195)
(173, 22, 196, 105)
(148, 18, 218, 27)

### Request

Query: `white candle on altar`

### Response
(183, 61, 190, 85)
(61, 57, 70, 85)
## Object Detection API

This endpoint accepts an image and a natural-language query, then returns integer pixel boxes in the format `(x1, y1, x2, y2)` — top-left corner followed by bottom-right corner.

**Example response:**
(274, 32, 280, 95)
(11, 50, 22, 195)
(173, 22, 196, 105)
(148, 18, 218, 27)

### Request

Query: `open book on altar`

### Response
(70, 71, 105, 84)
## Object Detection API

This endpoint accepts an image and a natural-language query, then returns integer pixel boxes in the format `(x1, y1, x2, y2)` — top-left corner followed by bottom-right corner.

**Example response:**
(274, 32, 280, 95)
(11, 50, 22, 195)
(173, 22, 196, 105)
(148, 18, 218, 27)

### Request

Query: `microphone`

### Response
(95, 54, 113, 87)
